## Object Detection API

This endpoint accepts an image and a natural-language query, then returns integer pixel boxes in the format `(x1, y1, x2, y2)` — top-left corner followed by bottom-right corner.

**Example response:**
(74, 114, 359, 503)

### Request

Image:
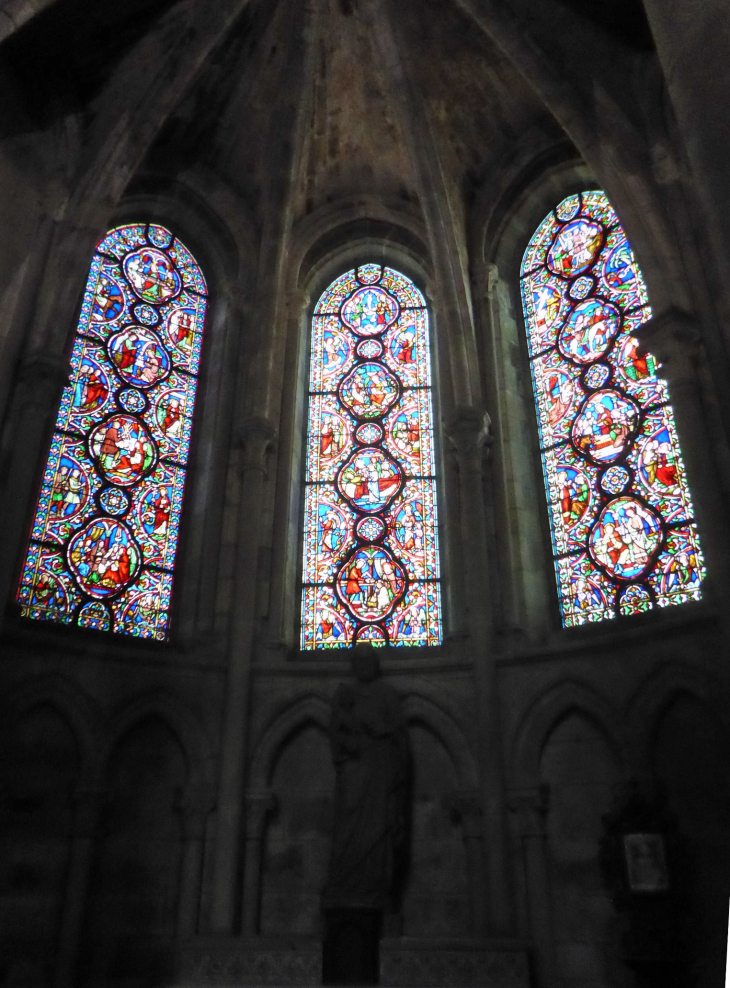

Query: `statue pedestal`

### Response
(379, 938, 530, 987)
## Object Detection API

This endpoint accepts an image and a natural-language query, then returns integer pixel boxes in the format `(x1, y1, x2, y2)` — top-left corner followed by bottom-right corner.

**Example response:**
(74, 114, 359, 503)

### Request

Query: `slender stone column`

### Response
(240, 790, 277, 935)
(634, 308, 730, 606)
(176, 788, 215, 939)
(53, 789, 107, 988)
(444, 790, 485, 935)
(210, 418, 276, 933)
(508, 786, 554, 988)
(0, 350, 70, 626)
(446, 407, 512, 935)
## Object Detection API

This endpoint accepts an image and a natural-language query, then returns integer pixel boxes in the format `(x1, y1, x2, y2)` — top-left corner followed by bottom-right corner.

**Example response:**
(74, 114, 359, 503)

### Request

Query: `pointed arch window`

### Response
(18, 223, 208, 639)
(301, 264, 442, 648)
(521, 191, 705, 626)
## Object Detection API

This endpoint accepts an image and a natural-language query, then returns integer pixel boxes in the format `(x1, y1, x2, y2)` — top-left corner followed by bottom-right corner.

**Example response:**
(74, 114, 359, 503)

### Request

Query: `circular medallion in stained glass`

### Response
(572, 390, 639, 463)
(583, 363, 611, 390)
(341, 286, 399, 335)
(133, 303, 160, 326)
(547, 219, 603, 278)
(619, 584, 653, 616)
(357, 516, 385, 541)
(601, 466, 630, 495)
(91, 272, 125, 323)
(569, 275, 595, 301)
(558, 299, 621, 365)
(603, 238, 636, 293)
(356, 423, 383, 445)
(357, 339, 383, 359)
(108, 326, 172, 389)
(77, 601, 111, 631)
(123, 247, 182, 303)
(336, 546, 406, 621)
(118, 388, 147, 414)
(67, 518, 142, 598)
(340, 362, 399, 419)
(589, 496, 662, 580)
(99, 487, 130, 516)
(338, 448, 402, 513)
(89, 414, 157, 486)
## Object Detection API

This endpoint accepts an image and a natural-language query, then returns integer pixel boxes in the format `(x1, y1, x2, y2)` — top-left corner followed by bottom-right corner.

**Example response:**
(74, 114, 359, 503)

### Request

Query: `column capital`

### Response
(284, 288, 311, 317)
(176, 786, 215, 840)
(443, 789, 483, 839)
(633, 307, 701, 387)
(244, 789, 277, 839)
(71, 788, 108, 838)
(445, 406, 492, 474)
(508, 785, 549, 838)
(234, 417, 276, 475)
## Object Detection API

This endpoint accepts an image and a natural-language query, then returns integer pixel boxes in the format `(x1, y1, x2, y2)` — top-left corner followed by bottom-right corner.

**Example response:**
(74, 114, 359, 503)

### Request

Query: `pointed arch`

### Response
(17, 223, 208, 640)
(520, 191, 704, 626)
(301, 263, 442, 648)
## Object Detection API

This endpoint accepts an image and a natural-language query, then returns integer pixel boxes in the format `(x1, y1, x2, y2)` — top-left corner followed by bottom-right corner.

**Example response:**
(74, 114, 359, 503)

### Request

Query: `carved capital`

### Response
(508, 785, 549, 838)
(71, 788, 108, 838)
(235, 417, 276, 475)
(17, 350, 72, 409)
(634, 308, 701, 388)
(284, 289, 310, 318)
(443, 789, 483, 839)
(176, 786, 215, 841)
(244, 790, 277, 839)
(445, 406, 492, 474)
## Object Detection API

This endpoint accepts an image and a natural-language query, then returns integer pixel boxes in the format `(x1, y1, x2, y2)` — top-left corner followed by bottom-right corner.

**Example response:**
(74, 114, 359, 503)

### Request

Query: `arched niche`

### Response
(78, 716, 188, 987)
(539, 709, 623, 987)
(259, 719, 335, 937)
(0, 703, 80, 987)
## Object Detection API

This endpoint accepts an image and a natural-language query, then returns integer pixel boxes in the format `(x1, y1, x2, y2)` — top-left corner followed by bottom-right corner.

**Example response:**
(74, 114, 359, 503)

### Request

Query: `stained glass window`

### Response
(17, 223, 207, 640)
(521, 191, 705, 626)
(301, 264, 442, 648)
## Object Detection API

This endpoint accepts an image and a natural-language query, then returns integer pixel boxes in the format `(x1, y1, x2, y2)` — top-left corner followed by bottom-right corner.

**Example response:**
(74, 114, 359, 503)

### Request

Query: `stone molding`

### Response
(179, 940, 321, 986)
(633, 307, 701, 387)
(507, 784, 550, 838)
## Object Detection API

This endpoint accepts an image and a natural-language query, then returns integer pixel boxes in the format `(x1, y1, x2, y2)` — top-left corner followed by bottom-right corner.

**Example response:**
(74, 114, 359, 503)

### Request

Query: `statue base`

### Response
(176, 935, 530, 987)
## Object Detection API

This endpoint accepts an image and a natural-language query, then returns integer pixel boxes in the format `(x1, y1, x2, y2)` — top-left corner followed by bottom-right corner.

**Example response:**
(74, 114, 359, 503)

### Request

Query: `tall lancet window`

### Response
(521, 191, 705, 626)
(18, 224, 208, 640)
(301, 264, 442, 648)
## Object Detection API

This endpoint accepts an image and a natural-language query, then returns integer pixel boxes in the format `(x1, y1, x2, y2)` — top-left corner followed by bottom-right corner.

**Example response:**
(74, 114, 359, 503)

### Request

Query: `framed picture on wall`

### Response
(623, 833, 669, 893)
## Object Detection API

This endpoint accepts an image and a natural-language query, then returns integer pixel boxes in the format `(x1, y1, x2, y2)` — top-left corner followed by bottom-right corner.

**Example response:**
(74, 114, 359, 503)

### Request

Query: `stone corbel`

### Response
(445, 406, 492, 475)
(71, 788, 108, 839)
(234, 417, 276, 477)
(284, 288, 310, 320)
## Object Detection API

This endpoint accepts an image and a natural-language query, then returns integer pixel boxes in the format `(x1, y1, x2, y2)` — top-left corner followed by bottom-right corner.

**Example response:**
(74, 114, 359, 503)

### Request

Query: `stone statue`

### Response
(322, 644, 409, 912)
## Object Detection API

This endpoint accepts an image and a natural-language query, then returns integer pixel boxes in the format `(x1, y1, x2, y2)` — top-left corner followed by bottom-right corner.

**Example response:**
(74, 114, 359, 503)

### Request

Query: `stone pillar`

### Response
(241, 790, 277, 935)
(509, 787, 554, 988)
(53, 788, 107, 988)
(210, 418, 276, 933)
(444, 790, 485, 935)
(446, 407, 512, 935)
(634, 309, 730, 606)
(0, 350, 70, 630)
(176, 788, 214, 940)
